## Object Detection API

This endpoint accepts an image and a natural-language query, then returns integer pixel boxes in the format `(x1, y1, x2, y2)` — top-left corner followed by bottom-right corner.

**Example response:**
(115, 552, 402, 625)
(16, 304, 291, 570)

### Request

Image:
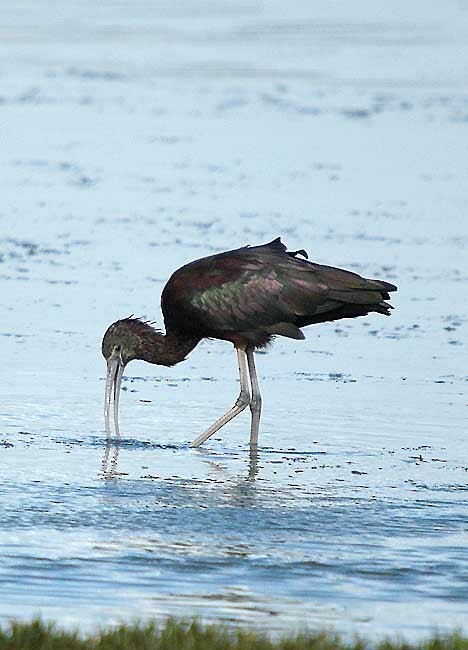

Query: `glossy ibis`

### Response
(102, 237, 397, 447)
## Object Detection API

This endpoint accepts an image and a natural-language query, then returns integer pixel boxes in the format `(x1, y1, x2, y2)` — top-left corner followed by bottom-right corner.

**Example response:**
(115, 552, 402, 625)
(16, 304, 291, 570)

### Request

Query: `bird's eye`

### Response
(115, 345, 122, 352)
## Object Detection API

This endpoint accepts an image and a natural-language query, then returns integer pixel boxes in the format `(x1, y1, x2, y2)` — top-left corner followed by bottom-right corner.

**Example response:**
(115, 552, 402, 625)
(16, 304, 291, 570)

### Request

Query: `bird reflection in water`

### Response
(191, 444, 259, 482)
(100, 439, 120, 479)
(99, 441, 259, 482)
(248, 446, 259, 480)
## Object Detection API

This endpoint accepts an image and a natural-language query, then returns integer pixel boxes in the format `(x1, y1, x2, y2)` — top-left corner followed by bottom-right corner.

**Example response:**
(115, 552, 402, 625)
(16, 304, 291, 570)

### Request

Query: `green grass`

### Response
(0, 619, 466, 650)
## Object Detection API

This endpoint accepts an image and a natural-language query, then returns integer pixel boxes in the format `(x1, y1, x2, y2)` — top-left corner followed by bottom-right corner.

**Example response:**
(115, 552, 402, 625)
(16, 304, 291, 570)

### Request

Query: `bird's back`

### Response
(161, 238, 397, 348)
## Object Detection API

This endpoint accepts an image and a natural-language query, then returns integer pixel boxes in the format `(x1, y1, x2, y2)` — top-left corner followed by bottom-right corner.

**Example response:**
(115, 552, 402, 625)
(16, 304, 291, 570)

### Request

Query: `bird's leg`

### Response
(189, 347, 251, 448)
(246, 348, 262, 447)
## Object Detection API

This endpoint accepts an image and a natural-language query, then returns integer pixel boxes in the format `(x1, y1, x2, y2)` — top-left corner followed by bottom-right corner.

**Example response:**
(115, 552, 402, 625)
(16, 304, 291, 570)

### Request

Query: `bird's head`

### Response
(101, 317, 148, 367)
(101, 317, 158, 437)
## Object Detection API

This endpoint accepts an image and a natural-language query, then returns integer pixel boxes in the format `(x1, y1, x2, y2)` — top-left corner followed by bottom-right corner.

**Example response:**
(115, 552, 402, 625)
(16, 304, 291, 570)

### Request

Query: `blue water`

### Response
(0, 0, 467, 639)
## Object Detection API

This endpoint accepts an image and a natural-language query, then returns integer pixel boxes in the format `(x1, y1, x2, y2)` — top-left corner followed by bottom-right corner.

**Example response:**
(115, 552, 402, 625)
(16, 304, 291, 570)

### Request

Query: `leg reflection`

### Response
(248, 445, 259, 480)
(192, 443, 260, 482)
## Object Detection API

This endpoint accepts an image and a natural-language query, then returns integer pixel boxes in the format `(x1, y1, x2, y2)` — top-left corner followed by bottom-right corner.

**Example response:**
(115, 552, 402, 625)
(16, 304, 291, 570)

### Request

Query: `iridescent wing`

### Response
(162, 238, 396, 340)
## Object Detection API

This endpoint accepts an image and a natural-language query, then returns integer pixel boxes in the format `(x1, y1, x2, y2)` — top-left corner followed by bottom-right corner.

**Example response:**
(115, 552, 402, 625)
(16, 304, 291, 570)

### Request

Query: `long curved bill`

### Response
(104, 353, 125, 439)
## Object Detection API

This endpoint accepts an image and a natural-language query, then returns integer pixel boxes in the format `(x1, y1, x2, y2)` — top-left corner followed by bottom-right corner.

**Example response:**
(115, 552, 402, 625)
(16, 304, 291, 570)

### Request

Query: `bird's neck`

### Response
(138, 330, 200, 367)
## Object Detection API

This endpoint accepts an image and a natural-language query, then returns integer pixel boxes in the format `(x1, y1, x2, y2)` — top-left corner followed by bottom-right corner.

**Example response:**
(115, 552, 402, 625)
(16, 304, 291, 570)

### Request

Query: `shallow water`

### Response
(0, 0, 467, 640)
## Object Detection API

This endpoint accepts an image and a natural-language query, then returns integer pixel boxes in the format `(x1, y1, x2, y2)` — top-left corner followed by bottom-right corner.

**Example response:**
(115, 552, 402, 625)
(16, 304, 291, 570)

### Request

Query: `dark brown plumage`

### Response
(102, 237, 397, 447)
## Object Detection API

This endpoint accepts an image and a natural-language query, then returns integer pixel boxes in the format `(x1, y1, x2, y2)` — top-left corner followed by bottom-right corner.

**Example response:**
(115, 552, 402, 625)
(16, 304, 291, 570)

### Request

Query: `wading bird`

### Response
(102, 238, 397, 447)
